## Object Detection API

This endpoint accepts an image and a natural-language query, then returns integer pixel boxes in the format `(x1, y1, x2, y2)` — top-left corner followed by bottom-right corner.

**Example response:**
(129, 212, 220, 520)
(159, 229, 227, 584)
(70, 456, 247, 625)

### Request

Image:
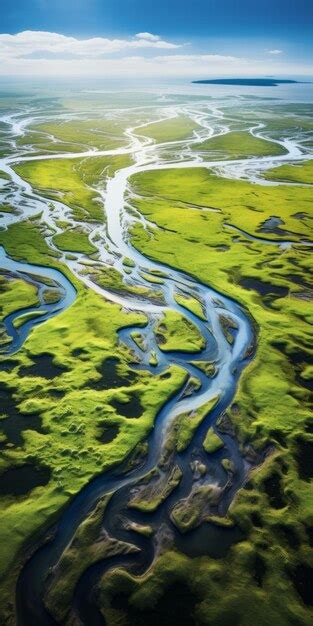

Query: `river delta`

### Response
(0, 81, 312, 625)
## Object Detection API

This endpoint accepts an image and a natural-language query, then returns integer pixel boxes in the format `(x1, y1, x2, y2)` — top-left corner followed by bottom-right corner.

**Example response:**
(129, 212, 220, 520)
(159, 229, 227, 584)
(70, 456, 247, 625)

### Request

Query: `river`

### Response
(0, 89, 311, 624)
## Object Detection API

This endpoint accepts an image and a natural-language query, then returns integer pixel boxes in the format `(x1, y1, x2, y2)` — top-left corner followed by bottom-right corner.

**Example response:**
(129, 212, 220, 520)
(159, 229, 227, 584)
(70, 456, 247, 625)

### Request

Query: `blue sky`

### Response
(0, 0, 312, 77)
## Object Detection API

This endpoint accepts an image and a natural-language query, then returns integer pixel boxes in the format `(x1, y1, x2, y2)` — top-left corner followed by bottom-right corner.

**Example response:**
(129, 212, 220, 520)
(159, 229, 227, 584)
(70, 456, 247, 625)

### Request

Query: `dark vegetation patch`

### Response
(305, 420, 313, 434)
(0, 463, 50, 496)
(278, 345, 311, 366)
(0, 387, 45, 446)
(244, 480, 254, 491)
(253, 553, 266, 587)
(86, 357, 137, 390)
(294, 436, 313, 481)
(110, 393, 143, 419)
(160, 371, 171, 380)
(251, 511, 263, 528)
(288, 563, 313, 606)
(175, 521, 245, 559)
(239, 278, 288, 300)
(110, 582, 197, 626)
(292, 212, 309, 220)
(71, 347, 86, 357)
(268, 429, 287, 448)
(49, 389, 66, 399)
(0, 359, 19, 372)
(19, 353, 67, 379)
(155, 332, 166, 345)
(305, 526, 313, 547)
(295, 371, 313, 392)
(273, 342, 312, 391)
(287, 274, 312, 290)
(212, 610, 241, 626)
(263, 472, 287, 509)
(97, 422, 119, 444)
(274, 523, 300, 549)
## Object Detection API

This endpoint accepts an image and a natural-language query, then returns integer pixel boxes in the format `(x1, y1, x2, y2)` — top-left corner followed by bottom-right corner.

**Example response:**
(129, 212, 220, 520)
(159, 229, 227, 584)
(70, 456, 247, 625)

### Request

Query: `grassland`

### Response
(174, 292, 206, 320)
(265, 159, 313, 184)
(88, 265, 165, 303)
(52, 227, 97, 255)
(203, 426, 224, 454)
(128, 465, 182, 513)
(19, 118, 128, 153)
(155, 309, 206, 352)
(0, 275, 40, 347)
(137, 115, 201, 143)
(14, 154, 132, 222)
(193, 131, 287, 158)
(14, 158, 103, 222)
(0, 275, 39, 319)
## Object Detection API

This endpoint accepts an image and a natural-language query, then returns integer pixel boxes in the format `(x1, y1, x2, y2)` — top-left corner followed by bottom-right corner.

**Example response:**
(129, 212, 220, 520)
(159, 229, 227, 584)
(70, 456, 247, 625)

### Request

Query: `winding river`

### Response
(0, 96, 311, 624)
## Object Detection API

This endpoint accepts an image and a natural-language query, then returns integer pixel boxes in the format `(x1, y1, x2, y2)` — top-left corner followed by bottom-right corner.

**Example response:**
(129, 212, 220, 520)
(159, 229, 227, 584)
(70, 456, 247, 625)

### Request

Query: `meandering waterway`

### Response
(0, 96, 311, 624)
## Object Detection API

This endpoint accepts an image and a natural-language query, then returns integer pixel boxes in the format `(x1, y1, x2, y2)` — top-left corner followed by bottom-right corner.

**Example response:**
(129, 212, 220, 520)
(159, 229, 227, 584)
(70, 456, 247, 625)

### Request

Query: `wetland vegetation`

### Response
(0, 84, 312, 626)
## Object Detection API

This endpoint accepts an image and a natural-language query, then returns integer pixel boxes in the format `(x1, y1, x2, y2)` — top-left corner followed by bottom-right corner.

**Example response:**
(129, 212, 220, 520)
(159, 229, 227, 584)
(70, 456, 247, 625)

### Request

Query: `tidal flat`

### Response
(0, 83, 312, 626)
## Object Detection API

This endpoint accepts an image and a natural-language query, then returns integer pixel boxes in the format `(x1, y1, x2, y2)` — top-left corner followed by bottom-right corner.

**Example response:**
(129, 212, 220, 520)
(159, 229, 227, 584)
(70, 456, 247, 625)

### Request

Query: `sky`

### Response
(0, 0, 312, 78)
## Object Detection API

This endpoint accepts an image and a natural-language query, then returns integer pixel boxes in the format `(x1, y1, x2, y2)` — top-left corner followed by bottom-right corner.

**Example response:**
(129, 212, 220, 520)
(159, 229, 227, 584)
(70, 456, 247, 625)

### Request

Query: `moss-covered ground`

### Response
(44, 494, 139, 622)
(99, 543, 313, 626)
(0, 275, 39, 319)
(0, 219, 186, 624)
(203, 426, 224, 454)
(166, 396, 220, 454)
(117, 165, 313, 624)
(174, 292, 206, 320)
(0, 275, 40, 347)
(155, 309, 206, 352)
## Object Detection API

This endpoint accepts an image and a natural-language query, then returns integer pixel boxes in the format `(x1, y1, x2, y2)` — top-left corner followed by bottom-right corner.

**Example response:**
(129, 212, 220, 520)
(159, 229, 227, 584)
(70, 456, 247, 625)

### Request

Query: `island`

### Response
(192, 78, 301, 87)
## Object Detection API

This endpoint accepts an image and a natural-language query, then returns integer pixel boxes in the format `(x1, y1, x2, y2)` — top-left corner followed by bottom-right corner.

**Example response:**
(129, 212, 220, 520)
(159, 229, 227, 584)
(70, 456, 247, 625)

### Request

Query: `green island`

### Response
(155, 309, 206, 352)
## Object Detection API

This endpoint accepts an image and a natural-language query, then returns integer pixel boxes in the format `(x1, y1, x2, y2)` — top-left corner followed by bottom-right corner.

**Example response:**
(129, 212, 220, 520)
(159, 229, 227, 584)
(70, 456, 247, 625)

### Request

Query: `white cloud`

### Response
(0, 30, 179, 60)
(267, 49, 283, 55)
(0, 31, 311, 77)
(135, 32, 161, 42)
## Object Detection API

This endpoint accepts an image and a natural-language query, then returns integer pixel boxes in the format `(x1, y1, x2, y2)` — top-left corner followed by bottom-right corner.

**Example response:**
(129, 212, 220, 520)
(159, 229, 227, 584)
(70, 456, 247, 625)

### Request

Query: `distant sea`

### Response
(0, 75, 312, 104)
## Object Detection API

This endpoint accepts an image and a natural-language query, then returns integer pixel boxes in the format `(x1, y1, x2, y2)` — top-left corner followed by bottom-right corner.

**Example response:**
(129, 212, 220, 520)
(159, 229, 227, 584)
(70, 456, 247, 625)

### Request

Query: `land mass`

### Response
(192, 78, 301, 87)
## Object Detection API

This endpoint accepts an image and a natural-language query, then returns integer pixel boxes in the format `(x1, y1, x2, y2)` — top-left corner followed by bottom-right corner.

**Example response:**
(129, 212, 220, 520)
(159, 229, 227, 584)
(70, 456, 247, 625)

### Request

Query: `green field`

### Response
(265, 159, 313, 184)
(14, 154, 132, 222)
(137, 114, 201, 142)
(193, 131, 287, 158)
